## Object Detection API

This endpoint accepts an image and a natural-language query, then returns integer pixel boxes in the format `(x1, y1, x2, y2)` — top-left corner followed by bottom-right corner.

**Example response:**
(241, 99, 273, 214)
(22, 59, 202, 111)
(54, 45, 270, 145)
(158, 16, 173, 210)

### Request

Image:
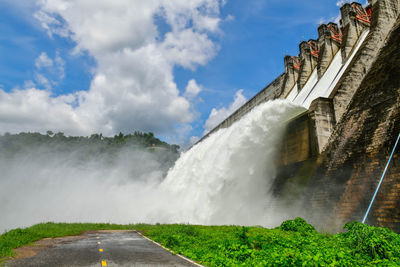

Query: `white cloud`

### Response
(193, 14, 221, 33)
(54, 51, 65, 80)
(35, 52, 53, 69)
(184, 79, 202, 99)
(33, 9, 70, 38)
(225, 15, 235, 22)
(336, 0, 351, 7)
(161, 29, 218, 70)
(160, 0, 222, 33)
(23, 80, 36, 88)
(203, 89, 247, 135)
(318, 14, 342, 25)
(0, 0, 226, 141)
(34, 73, 52, 90)
(0, 88, 87, 135)
(337, 0, 369, 8)
(32, 51, 65, 89)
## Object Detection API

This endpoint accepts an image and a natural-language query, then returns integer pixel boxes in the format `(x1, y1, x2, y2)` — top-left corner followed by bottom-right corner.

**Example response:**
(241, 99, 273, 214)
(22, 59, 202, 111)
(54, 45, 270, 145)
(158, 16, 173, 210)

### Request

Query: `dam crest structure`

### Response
(199, 0, 400, 232)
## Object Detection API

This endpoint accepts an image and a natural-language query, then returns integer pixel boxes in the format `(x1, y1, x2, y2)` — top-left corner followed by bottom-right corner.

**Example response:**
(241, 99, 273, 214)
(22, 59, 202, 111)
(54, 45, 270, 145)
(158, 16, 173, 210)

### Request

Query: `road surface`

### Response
(6, 230, 198, 267)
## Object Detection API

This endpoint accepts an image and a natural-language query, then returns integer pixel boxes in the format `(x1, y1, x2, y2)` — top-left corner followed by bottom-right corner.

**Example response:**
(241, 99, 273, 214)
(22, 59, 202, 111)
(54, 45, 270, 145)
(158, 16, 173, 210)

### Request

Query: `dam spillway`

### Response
(197, 0, 400, 232)
(201, 2, 375, 144)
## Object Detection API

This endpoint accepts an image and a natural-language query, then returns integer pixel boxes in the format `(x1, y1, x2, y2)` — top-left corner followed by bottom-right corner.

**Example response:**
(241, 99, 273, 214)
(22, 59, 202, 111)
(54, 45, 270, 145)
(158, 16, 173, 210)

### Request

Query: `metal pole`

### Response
(362, 131, 400, 224)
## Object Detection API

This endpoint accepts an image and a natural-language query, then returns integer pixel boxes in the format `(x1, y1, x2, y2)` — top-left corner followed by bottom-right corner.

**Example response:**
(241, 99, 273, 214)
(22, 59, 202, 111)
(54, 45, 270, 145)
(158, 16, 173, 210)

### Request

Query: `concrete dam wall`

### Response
(201, 0, 400, 232)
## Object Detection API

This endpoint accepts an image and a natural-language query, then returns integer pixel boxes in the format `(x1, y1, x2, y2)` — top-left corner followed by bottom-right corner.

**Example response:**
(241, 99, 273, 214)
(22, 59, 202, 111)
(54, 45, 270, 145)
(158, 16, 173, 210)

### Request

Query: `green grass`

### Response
(1, 219, 400, 266)
(142, 219, 400, 266)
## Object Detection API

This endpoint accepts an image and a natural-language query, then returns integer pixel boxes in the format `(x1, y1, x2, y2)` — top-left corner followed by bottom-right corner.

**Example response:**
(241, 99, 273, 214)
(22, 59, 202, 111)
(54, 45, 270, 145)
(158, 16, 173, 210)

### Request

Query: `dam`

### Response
(198, 0, 400, 232)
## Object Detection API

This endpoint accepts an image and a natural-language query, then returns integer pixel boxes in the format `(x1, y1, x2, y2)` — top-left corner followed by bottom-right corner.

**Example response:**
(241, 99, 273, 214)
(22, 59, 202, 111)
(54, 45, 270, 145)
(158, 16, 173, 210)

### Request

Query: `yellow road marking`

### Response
(99, 249, 103, 252)
(97, 241, 101, 244)
(101, 260, 107, 266)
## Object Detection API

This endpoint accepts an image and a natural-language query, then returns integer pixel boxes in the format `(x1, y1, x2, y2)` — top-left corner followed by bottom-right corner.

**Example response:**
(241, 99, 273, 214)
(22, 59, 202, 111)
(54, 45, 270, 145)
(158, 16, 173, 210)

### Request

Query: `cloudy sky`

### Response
(0, 0, 344, 145)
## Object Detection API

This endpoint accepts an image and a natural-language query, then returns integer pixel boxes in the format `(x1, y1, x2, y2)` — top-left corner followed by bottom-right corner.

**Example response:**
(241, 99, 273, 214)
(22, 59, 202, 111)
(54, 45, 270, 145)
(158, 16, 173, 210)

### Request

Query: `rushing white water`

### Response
(160, 100, 306, 225)
(0, 100, 304, 233)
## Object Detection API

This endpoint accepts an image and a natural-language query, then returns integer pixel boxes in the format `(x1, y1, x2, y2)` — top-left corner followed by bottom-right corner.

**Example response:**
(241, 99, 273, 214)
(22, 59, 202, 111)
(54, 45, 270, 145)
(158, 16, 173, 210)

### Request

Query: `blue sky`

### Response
(0, 0, 344, 145)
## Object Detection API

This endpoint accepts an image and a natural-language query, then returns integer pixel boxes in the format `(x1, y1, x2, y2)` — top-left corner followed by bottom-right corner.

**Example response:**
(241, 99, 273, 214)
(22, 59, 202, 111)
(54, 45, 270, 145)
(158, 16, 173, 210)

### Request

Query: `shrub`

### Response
(340, 221, 400, 260)
(280, 217, 316, 234)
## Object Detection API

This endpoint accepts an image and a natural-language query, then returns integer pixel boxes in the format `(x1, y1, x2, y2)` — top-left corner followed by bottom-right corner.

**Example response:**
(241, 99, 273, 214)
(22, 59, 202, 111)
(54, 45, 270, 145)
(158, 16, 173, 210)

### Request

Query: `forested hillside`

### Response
(0, 131, 180, 177)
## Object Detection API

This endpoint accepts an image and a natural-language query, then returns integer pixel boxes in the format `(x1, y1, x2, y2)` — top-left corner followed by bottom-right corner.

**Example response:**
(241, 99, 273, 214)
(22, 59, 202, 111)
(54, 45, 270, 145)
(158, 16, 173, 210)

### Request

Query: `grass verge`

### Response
(1, 219, 399, 266)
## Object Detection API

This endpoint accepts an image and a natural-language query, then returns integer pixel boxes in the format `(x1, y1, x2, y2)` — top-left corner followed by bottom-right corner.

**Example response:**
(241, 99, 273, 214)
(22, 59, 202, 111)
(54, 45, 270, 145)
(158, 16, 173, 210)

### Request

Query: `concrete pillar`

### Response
(317, 23, 341, 78)
(309, 97, 336, 153)
(298, 41, 318, 90)
(368, 0, 400, 29)
(279, 112, 316, 166)
(279, 56, 300, 98)
(340, 2, 369, 62)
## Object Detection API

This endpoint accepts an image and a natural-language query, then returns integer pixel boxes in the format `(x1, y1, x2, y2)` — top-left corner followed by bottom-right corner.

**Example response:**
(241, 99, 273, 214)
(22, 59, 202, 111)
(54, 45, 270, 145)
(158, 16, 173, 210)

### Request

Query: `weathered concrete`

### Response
(340, 3, 369, 62)
(309, 98, 336, 153)
(279, 56, 300, 98)
(278, 98, 336, 165)
(331, 0, 400, 123)
(279, 112, 317, 166)
(297, 41, 319, 90)
(317, 23, 341, 78)
(317, 18, 400, 232)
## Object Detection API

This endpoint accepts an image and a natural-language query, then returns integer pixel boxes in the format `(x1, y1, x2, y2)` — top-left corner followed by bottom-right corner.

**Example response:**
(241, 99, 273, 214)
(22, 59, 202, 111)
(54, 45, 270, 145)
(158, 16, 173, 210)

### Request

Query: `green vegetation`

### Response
(1, 219, 399, 266)
(142, 219, 400, 266)
(0, 131, 180, 175)
(0, 131, 179, 155)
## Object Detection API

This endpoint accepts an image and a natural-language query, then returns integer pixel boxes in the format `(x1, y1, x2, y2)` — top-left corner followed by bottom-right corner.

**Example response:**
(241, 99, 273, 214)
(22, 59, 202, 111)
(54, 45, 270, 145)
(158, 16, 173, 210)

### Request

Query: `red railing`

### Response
(353, 4, 371, 25)
(308, 41, 320, 58)
(291, 57, 301, 70)
(328, 24, 343, 43)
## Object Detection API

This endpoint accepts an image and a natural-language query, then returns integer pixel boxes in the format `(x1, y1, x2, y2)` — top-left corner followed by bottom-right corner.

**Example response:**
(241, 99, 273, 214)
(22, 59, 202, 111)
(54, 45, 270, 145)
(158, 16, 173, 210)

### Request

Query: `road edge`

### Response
(134, 231, 204, 267)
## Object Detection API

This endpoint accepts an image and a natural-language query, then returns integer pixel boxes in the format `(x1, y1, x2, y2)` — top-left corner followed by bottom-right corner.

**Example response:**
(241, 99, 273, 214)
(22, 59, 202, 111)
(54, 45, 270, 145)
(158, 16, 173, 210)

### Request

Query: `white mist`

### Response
(0, 100, 305, 233)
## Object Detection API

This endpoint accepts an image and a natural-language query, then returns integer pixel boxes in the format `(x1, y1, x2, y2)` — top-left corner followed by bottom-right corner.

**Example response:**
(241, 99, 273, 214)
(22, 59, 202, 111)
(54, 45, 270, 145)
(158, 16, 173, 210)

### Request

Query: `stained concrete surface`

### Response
(5, 231, 196, 267)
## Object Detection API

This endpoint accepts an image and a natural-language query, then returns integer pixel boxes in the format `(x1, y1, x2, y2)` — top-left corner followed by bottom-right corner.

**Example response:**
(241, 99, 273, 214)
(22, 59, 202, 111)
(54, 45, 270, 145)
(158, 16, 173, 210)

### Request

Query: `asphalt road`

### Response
(6, 230, 198, 267)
